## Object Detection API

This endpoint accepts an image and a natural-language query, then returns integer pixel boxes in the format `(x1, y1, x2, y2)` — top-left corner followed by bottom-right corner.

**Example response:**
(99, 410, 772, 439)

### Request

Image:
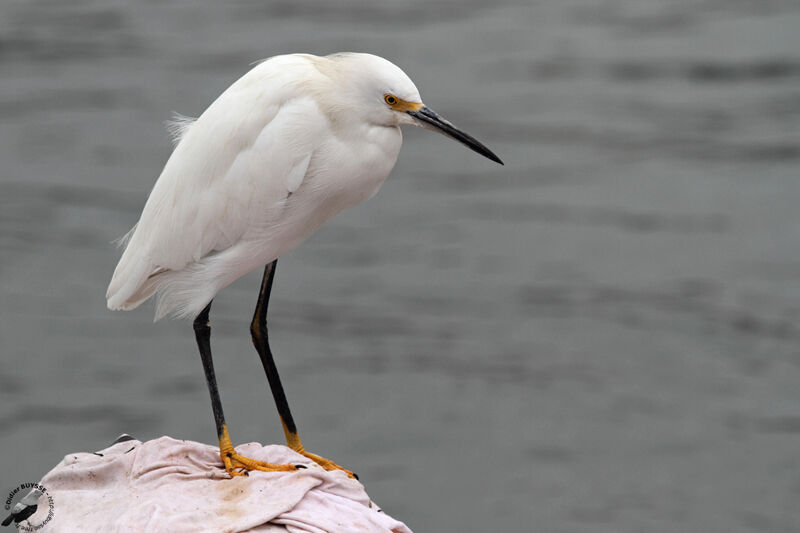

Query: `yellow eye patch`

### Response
(384, 93, 423, 112)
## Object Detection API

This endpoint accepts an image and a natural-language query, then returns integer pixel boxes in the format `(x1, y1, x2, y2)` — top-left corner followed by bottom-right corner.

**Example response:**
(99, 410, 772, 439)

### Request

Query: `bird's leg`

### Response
(251, 260, 356, 478)
(194, 301, 297, 477)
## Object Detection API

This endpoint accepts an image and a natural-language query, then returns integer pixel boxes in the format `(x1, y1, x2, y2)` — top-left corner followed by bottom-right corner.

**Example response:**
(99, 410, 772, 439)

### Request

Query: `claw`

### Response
(218, 425, 299, 477)
(221, 451, 298, 477)
(296, 449, 357, 479)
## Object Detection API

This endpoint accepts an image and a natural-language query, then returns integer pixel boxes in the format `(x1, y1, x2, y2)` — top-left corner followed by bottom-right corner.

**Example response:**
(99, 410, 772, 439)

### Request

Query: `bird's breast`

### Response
(312, 124, 402, 208)
(220, 123, 402, 280)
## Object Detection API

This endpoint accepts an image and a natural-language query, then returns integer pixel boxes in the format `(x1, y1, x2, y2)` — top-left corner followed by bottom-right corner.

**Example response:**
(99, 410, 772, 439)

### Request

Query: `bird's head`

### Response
(328, 53, 503, 165)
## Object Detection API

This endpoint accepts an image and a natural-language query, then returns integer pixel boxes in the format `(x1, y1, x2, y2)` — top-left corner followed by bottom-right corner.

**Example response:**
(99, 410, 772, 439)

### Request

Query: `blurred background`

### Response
(1, 0, 799, 531)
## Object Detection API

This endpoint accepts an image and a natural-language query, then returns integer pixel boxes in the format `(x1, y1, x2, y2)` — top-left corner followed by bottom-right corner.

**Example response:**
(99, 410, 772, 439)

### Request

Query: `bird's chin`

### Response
(408, 116, 441, 134)
(396, 112, 421, 127)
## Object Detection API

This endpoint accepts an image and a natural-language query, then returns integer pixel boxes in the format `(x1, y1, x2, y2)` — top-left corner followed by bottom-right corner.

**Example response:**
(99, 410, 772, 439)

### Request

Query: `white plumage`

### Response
(107, 52, 501, 320)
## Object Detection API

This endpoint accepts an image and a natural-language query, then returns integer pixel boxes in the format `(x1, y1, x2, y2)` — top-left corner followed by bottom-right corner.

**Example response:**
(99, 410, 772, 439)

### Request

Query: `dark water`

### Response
(2, 1, 800, 531)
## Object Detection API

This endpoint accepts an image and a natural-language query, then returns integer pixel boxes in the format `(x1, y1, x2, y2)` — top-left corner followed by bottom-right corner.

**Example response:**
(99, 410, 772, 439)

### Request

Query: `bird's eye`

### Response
(384, 94, 398, 106)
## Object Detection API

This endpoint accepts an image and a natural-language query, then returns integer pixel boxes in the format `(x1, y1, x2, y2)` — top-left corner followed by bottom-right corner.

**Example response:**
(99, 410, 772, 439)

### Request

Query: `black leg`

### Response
(249, 260, 356, 478)
(194, 297, 299, 476)
(193, 301, 227, 440)
(250, 260, 303, 450)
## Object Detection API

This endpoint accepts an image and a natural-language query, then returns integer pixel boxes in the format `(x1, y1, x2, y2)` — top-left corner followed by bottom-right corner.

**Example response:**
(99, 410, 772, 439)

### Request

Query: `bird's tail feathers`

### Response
(108, 242, 247, 321)
(151, 263, 222, 321)
(106, 255, 159, 313)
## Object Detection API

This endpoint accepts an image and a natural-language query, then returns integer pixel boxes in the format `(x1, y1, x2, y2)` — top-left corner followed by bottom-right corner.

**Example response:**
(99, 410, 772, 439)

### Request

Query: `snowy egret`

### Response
(107, 52, 502, 478)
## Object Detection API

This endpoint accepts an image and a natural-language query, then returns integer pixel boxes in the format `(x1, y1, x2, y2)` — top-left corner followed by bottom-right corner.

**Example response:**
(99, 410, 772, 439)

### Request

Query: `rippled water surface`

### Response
(2, 1, 800, 531)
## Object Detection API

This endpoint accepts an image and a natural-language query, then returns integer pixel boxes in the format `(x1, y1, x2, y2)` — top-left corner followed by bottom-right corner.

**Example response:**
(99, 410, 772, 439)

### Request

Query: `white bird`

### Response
(107, 52, 502, 478)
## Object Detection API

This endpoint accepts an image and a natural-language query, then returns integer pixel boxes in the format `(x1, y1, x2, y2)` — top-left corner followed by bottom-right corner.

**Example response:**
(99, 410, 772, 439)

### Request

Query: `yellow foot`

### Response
(221, 450, 299, 477)
(218, 424, 300, 478)
(297, 449, 358, 480)
(284, 428, 358, 479)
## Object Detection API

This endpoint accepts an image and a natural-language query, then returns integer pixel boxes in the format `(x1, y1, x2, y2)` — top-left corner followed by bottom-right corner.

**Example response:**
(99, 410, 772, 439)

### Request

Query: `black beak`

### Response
(407, 106, 503, 165)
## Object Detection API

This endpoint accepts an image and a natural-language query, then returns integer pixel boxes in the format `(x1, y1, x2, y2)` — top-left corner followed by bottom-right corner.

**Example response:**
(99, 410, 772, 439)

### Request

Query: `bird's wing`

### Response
(106, 56, 329, 311)
(141, 97, 324, 267)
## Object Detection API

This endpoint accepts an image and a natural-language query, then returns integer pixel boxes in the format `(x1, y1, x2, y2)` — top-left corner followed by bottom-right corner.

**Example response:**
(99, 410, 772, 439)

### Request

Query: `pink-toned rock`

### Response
(12, 436, 411, 533)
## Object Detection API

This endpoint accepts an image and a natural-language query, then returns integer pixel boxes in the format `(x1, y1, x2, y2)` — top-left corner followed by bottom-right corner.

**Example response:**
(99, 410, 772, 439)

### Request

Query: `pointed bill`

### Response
(407, 106, 503, 165)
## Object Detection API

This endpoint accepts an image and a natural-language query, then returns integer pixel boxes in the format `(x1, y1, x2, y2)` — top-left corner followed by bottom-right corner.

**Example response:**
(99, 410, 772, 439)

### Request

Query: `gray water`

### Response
(2, 0, 800, 531)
